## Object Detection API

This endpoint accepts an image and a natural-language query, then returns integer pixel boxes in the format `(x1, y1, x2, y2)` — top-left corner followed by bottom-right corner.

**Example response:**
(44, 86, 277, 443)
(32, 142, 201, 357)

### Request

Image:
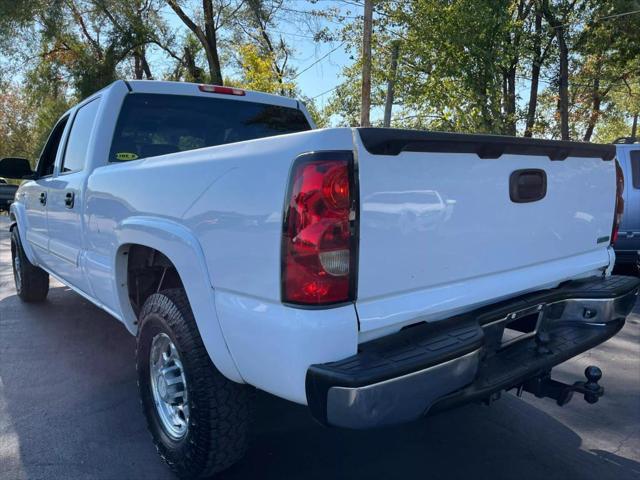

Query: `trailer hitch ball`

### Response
(582, 366, 603, 404)
(522, 365, 604, 406)
(569, 365, 604, 405)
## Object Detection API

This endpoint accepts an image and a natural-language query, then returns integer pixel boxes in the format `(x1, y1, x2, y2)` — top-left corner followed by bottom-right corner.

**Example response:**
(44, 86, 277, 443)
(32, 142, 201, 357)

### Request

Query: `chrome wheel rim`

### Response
(150, 333, 189, 440)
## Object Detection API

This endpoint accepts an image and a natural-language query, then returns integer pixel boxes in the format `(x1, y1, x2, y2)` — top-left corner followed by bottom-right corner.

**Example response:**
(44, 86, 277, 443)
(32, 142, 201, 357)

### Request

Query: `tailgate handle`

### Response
(510, 169, 547, 203)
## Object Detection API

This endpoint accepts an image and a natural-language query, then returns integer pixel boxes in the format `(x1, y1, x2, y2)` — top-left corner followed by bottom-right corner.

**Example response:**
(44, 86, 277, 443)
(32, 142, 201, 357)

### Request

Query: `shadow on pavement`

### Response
(1, 285, 639, 480)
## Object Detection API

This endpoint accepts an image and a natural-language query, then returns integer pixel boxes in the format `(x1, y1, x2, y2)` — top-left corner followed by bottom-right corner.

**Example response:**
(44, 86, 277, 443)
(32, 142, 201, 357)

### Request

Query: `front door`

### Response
(22, 116, 69, 268)
(46, 98, 101, 294)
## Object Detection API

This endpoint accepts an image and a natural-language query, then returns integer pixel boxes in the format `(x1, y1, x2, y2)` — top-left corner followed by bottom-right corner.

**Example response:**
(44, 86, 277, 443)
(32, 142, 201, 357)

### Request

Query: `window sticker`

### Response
(115, 152, 139, 161)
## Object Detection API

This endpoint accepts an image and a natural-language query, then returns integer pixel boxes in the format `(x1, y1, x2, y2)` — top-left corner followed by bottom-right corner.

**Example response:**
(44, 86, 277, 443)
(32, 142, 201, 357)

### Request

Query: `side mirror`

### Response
(0, 157, 35, 179)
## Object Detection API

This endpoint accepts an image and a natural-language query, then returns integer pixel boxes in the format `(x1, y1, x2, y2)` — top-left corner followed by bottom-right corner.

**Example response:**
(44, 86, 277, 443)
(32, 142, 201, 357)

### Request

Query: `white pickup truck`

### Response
(3, 80, 639, 478)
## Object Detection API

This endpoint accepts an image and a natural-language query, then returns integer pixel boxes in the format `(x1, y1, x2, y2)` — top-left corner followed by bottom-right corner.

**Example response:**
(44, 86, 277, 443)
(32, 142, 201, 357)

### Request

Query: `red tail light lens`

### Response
(198, 84, 246, 96)
(612, 159, 624, 244)
(282, 152, 357, 306)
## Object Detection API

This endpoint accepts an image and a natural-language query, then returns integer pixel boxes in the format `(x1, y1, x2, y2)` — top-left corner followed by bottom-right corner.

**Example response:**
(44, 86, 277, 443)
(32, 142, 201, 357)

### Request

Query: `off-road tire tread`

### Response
(11, 227, 49, 302)
(137, 288, 250, 479)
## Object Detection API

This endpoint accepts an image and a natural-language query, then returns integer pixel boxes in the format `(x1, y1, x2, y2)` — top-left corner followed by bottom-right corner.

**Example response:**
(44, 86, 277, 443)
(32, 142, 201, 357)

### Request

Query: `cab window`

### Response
(61, 98, 101, 173)
(109, 94, 311, 162)
(630, 150, 639, 189)
(36, 116, 69, 177)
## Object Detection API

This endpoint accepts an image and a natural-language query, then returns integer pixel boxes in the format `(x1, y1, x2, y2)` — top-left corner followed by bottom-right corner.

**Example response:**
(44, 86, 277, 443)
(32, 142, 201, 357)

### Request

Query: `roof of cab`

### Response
(123, 80, 300, 110)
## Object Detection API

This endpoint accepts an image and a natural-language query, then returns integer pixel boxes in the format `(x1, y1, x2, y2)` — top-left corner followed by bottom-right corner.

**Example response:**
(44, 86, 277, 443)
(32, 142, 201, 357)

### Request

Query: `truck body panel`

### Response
(5, 80, 627, 408)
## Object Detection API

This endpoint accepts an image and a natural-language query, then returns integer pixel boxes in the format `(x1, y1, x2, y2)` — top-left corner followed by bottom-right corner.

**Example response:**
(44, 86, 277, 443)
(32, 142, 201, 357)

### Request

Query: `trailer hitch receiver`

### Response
(521, 366, 604, 406)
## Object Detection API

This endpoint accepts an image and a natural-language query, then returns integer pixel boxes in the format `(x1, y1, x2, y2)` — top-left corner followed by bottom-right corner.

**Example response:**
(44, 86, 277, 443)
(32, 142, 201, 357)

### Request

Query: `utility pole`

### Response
(360, 0, 373, 127)
(383, 41, 400, 127)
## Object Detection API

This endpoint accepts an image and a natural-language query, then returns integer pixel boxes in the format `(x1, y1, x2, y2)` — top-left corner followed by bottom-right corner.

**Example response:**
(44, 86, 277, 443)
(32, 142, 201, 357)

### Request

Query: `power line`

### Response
(291, 41, 347, 79)
(278, 6, 362, 20)
(393, 112, 442, 123)
(269, 29, 319, 40)
(597, 8, 640, 20)
(553, 8, 640, 28)
(311, 82, 344, 99)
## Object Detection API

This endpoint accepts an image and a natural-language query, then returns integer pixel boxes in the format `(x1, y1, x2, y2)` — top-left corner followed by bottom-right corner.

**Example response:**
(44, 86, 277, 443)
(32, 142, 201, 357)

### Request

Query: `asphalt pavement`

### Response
(1, 214, 639, 480)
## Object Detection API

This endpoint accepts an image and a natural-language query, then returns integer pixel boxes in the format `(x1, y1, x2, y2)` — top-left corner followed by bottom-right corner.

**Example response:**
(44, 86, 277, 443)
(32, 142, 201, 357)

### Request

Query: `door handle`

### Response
(65, 191, 75, 209)
(39, 191, 47, 205)
(510, 169, 547, 203)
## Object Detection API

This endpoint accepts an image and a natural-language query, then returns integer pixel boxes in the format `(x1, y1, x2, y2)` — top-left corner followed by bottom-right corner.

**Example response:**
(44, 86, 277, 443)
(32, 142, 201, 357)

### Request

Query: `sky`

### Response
(157, 0, 356, 108)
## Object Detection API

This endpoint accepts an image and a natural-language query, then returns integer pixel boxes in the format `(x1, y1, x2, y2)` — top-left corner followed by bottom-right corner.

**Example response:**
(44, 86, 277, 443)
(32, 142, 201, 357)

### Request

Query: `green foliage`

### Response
(226, 44, 295, 94)
(0, 86, 34, 160)
(0, 0, 638, 148)
(324, 0, 640, 139)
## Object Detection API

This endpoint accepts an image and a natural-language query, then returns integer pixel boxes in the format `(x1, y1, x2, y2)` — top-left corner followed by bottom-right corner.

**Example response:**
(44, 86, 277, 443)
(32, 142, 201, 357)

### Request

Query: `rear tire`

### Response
(136, 288, 251, 479)
(11, 227, 49, 302)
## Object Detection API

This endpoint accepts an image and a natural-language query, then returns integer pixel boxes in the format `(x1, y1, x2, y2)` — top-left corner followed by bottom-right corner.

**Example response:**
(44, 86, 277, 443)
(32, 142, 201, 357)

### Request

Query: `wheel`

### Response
(136, 288, 251, 479)
(10, 227, 49, 302)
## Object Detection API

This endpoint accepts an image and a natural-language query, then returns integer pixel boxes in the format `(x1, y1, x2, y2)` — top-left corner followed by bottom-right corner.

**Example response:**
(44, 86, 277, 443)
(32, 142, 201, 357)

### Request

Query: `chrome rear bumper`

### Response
(306, 275, 639, 429)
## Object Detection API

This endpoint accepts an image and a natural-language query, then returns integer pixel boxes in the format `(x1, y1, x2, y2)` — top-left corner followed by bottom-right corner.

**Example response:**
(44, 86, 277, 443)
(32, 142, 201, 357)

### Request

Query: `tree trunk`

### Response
(202, 0, 223, 85)
(383, 42, 400, 127)
(632, 112, 638, 139)
(525, 8, 542, 137)
(502, 72, 508, 116)
(557, 28, 570, 140)
(583, 77, 601, 142)
(542, 0, 570, 140)
(134, 52, 143, 79)
(505, 65, 517, 135)
(166, 0, 224, 85)
(134, 48, 153, 80)
(141, 50, 153, 79)
(360, 0, 373, 127)
(184, 45, 205, 83)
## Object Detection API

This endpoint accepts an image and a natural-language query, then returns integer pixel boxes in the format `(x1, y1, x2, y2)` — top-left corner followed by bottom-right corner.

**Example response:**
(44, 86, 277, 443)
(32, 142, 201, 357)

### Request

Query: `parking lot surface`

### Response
(1, 214, 639, 480)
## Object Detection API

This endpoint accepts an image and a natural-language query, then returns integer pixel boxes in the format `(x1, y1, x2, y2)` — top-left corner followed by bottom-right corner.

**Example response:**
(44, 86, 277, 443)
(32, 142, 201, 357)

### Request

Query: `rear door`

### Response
(46, 98, 101, 294)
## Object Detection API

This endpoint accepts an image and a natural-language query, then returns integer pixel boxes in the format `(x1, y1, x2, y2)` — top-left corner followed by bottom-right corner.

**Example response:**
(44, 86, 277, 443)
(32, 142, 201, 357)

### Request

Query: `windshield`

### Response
(109, 93, 311, 162)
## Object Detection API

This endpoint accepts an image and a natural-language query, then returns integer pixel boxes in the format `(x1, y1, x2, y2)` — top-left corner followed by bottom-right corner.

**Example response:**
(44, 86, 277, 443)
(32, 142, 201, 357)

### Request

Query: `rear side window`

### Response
(109, 93, 311, 162)
(62, 99, 100, 173)
(631, 150, 640, 189)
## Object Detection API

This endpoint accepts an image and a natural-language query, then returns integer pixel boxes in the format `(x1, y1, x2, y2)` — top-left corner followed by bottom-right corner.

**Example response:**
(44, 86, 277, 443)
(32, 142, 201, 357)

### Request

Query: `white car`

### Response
(2, 80, 638, 478)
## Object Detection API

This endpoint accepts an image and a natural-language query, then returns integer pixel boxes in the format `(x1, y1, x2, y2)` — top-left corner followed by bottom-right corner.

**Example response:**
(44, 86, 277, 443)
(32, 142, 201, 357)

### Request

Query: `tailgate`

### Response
(354, 129, 617, 337)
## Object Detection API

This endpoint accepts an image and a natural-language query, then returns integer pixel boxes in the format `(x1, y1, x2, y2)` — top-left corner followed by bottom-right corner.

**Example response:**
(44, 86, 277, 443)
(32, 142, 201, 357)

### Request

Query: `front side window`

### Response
(61, 98, 101, 173)
(36, 116, 69, 177)
(631, 150, 640, 189)
(109, 94, 311, 162)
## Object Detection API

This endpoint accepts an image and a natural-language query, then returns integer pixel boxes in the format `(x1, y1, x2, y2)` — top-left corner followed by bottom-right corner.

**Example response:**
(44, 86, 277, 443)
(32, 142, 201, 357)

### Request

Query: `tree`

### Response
(0, 86, 35, 160)
(540, 0, 579, 140)
(227, 43, 295, 94)
(331, 0, 521, 133)
(240, 0, 294, 96)
(573, 1, 640, 141)
(166, 0, 244, 85)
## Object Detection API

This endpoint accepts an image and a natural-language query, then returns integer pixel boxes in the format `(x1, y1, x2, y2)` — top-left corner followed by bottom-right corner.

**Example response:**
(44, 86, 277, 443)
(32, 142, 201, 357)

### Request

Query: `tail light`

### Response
(282, 151, 358, 306)
(611, 159, 624, 244)
(198, 84, 246, 96)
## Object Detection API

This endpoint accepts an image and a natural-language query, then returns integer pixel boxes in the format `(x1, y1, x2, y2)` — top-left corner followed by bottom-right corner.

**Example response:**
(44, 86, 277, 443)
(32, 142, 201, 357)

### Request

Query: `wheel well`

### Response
(124, 245, 183, 317)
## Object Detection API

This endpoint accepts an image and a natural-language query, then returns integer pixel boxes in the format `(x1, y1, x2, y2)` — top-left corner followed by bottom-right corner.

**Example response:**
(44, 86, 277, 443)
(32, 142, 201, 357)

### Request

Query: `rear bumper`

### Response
(306, 275, 640, 429)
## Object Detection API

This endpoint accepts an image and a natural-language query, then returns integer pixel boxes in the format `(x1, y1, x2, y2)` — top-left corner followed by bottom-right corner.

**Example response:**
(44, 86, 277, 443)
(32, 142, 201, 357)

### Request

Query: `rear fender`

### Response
(114, 216, 243, 383)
